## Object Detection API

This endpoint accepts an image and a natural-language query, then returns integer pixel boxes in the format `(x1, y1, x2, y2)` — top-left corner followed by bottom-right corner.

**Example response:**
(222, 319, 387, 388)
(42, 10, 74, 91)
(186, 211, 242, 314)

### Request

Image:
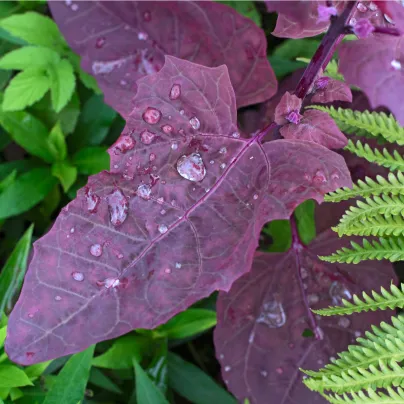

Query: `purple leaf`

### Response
(214, 229, 396, 404)
(6, 56, 351, 365)
(311, 78, 352, 104)
(339, 35, 404, 125)
(280, 109, 347, 149)
(266, 1, 329, 39)
(50, 1, 277, 118)
(274, 91, 302, 125)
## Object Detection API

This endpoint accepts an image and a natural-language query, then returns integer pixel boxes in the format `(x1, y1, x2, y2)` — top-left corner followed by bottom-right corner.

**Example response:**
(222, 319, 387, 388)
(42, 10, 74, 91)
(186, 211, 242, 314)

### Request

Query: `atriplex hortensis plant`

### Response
(5, 1, 404, 403)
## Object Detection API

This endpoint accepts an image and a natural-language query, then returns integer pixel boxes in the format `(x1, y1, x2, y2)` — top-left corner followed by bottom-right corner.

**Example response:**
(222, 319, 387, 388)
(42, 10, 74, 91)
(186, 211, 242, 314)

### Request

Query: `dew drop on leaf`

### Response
(138, 32, 148, 40)
(357, 2, 367, 12)
(169, 84, 181, 100)
(143, 10, 151, 21)
(329, 281, 352, 305)
(224, 366, 231, 372)
(140, 129, 156, 145)
(219, 147, 227, 154)
(232, 131, 240, 138)
(149, 153, 156, 162)
(71, 3, 78, 11)
(142, 107, 162, 124)
(338, 317, 351, 328)
(220, 163, 226, 169)
(308, 294, 319, 304)
(162, 124, 173, 134)
(137, 183, 152, 200)
(261, 370, 268, 377)
(158, 224, 168, 234)
(72, 271, 84, 282)
(276, 367, 283, 375)
(104, 278, 120, 289)
(256, 300, 286, 328)
(85, 188, 100, 213)
(175, 262, 182, 268)
(391, 59, 402, 70)
(312, 170, 327, 184)
(176, 153, 207, 182)
(164, 268, 172, 274)
(171, 142, 178, 150)
(113, 135, 135, 153)
(70, 227, 75, 234)
(54, 295, 62, 301)
(253, 194, 258, 200)
(106, 188, 128, 226)
(189, 117, 201, 130)
(90, 244, 103, 257)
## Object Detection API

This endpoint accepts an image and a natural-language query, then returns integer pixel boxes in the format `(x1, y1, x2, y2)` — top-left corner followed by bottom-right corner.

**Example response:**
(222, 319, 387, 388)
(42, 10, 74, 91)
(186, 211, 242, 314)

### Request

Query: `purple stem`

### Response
(294, 1, 357, 100)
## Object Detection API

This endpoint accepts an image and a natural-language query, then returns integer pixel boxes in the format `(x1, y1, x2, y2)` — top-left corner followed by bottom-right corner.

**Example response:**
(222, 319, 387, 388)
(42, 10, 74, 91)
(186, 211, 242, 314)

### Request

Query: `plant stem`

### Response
(294, 1, 357, 100)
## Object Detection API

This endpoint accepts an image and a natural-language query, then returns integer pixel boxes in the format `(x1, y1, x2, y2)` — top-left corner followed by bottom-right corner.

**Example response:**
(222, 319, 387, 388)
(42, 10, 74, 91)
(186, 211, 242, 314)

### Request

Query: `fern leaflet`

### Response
(324, 386, 404, 403)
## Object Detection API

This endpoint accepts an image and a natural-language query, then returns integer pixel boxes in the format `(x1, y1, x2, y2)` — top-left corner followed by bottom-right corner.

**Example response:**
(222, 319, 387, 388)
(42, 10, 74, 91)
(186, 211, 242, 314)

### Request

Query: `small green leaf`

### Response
(0, 46, 60, 70)
(262, 220, 292, 252)
(89, 368, 123, 395)
(52, 162, 77, 192)
(168, 353, 237, 404)
(2, 68, 50, 111)
(133, 358, 170, 404)
(24, 361, 52, 380)
(0, 365, 33, 388)
(42, 345, 94, 404)
(0, 225, 33, 314)
(0, 170, 16, 193)
(294, 200, 316, 245)
(156, 309, 216, 339)
(268, 56, 307, 80)
(48, 122, 67, 161)
(0, 110, 54, 162)
(9, 387, 23, 401)
(0, 12, 65, 50)
(48, 59, 75, 113)
(0, 168, 57, 219)
(273, 38, 321, 60)
(0, 326, 6, 348)
(92, 334, 148, 370)
(72, 147, 109, 175)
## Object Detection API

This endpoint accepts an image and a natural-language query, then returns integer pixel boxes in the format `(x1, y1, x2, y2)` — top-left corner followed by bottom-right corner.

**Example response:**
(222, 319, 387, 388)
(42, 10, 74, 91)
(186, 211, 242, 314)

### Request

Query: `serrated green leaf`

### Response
(0, 168, 57, 219)
(42, 345, 94, 404)
(0, 46, 60, 70)
(0, 12, 65, 50)
(2, 68, 50, 111)
(48, 122, 66, 161)
(294, 199, 316, 245)
(52, 162, 77, 192)
(72, 147, 109, 175)
(0, 365, 33, 388)
(0, 110, 54, 162)
(48, 59, 75, 113)
(0, 225, 32, 314)
(133, 358, 170, 404)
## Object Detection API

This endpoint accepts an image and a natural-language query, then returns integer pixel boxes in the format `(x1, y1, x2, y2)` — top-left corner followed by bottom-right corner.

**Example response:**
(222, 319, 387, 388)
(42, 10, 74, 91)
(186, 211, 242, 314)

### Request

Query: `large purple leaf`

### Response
(214, 230, 396, 404)
(50, 1, 277, 118)
(6, 56, 351, 365)
(339, 34, 404, 125)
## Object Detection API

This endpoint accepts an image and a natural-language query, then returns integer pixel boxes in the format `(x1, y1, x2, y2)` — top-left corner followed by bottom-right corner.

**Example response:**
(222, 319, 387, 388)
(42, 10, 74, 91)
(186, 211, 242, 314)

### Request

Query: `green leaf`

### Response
(167, 353, 237, 404)
(92, 334, 148, 370)
(0, 159, 42, 181)
(0, 225, 32, 314)
(133, 358, 169, 404)
(294, 200, 316, 245)
(0, 365, 33, 388)
(69, 94, 116, 152)
(9, 387, 23, 401)
(146, 339, 168, 394)
(0, 110, 54, 162)
(262, 220, 292, 252)
(2, 68, 50, 111)
(48, 122, 67, 161)
(156, 309, 216, 339)
(0, 326, 6, 348)
(52, 162, 77, 192)
(0, 168, 57, 219)
(48, 59, 75, 113)
(268, 56, 307, 80)
(0, 46, 60, 70)
(89, 368, 123, 395)
(0, 12, 65, 50)
(273, 38, 321, 60)
(72, 147, 109, 175)
(24, 361, 52, 380)
(218, 1, 261, 26)
(43, 345, 94, 404)
(0, 170, 16, 193)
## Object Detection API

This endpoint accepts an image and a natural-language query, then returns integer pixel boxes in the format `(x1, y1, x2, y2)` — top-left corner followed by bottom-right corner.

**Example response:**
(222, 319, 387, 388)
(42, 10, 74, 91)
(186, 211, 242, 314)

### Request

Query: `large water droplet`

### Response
(189, 117, 201, 130)
(169, 84, 181, 100)
(329, 281, 352, 306)
(176, 153, 206, 182)
(90, 244, 103, 257)
(113, 135, 135, 153)
(256, 299, 286, 328)
(140, 129, 156, 144)
(72, 271, 84, 282)
(106, 189, 128, 226)
(85, 188, 100, 213)
(158, 224, 168, 234)
(143, 107, 162, 124)
(137, 183, 152, 200)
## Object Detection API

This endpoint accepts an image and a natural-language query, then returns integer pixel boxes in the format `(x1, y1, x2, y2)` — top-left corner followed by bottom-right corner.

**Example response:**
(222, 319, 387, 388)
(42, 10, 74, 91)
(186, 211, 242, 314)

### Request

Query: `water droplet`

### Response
(253, 194, 258, 200)
(189, 117, 201, 130)
(96, 37, 106, 48)
(143, 10, 151, 21)
(137, 183, 152, 200)
(349, 17, 357, 26)
(331, 171, 340, 180)
(300, 267, 308, 279)
(248, 331, 255, 343)
(158, 224, 168, 234)
(138, 31, 148, 40)
(160, 209, 166, 215)
(142, 107, 162, 124)
(261, 370, 268, 377)
(90, 244, 103, 257)
(354, 330, 362, 337)
(385, 13, 394, 23)
(169, 84, 181, 100)
(357, 2, 367, 12)
(175, 262, 182, 269)
(114, 165, 118, 169)
(256, 299, 286, 328)
(140, 129, 156, 144)
(162, 124, 173, 134)
(106, 188, 128, 226)
(171, 142, 178, 150)
(28, 313, 34, 318)
(250, 156, 254, 160)
(70, 227, 75, 234)
(104, 278, 120, 289)
(338, 317, 351, 328)
(176, 153, 206, 182)
(391, 59, 402, 70)
(219, 147, 227, 154)
(85, 188, 100, 213)
(276, 367, 283, 375)
(120, 79, 127, 86)
(219, 354, 224, 359)
(149, 153, 156, 162)
(71, 3, 78, 11)
(224, 366, 231, 372)
(164, 268, 172, 274)
(209, 160, 214, 164)
(55, 295, 62, 301)
(72, 271, 84, 282)
(313, 170, 327, 184)
(369, 2, 377, 11)
(329, 281, 352, 305)
(220, 163, 226, 169)
(232, 131, 240, 138)
(179, 109, 185, 115)
(114, 135, 135, 153)
(308, 294, 319, 304)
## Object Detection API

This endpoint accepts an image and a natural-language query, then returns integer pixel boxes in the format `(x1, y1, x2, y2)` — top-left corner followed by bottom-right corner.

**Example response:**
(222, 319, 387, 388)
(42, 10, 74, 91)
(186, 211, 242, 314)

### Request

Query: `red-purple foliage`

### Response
(311, 78, 352, 104)
(214, 229, 396, 404)
(5, 56, 351, 365)
(50, 1, 277, 118)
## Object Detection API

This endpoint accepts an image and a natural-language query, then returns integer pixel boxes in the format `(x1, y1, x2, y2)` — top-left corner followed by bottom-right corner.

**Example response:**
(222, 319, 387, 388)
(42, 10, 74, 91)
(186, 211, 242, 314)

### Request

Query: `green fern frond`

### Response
(304, 360, 404, 394)
(334, 194, 404, 235)
(313, 283, 404, 316)
(324, 386, 404, 403)
(325, 172, 404, 203)
(309, 106, 404, 145)
(338, 215, 404, 237)
(346, 140, 404, 171)
(320, 237, 404, 264)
